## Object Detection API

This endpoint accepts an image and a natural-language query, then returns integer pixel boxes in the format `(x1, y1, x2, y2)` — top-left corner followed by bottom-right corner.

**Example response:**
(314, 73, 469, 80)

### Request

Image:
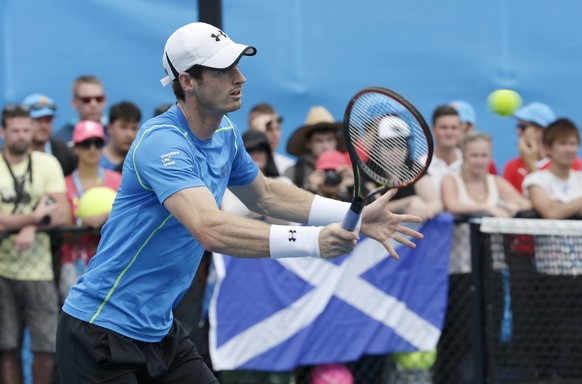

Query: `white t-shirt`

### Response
(427, 148, 463, 198)
(523, 169, 582, 203)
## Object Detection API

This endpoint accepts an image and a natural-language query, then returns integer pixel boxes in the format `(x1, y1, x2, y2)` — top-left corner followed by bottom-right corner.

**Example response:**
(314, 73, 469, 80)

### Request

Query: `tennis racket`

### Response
(340, 86, 433, 230)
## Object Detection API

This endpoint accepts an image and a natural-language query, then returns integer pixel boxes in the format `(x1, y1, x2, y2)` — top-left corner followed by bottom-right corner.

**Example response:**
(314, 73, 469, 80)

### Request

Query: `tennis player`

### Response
(56, 22, 424, 383)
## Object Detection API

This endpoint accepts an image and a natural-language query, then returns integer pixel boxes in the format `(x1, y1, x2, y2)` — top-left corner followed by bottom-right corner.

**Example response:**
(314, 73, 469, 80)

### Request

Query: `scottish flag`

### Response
(209, 213, 453, 371)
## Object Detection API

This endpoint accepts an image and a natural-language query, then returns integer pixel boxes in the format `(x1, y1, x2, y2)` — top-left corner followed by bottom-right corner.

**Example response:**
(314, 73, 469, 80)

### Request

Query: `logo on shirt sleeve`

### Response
(160, 151, 180, 167)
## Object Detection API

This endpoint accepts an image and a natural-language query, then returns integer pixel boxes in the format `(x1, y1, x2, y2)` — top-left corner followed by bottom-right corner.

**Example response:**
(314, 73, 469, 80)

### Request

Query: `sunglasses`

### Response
(2, 104, 30, 113)
(266, 116, 283, 131)
(30, 101, 57, 112)
(77, 138, 105, 149)
(516, 123, 528, 130)
(76, 95, 105, 104)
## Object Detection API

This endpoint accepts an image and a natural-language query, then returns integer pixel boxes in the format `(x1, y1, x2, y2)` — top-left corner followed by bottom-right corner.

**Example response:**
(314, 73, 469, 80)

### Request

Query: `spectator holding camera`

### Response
(307, 149, 354, 202)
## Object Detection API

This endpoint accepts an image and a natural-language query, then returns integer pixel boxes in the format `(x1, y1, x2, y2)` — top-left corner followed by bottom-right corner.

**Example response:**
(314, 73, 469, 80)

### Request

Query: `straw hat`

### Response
(286, 106, 345, 156)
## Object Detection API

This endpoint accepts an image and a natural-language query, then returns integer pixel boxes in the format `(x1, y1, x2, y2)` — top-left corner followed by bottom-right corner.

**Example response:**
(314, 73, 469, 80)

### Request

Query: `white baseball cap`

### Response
(160, 22, 256, 86)
(378, 116, 410, 140)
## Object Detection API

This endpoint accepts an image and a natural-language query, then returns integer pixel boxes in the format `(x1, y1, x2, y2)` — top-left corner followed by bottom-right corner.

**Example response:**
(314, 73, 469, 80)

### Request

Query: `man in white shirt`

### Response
(427, 105, 464, 198)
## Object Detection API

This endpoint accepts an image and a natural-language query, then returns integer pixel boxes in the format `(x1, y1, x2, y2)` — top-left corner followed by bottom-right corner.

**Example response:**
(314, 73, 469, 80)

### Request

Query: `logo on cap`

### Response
(211, 30, 227, 42)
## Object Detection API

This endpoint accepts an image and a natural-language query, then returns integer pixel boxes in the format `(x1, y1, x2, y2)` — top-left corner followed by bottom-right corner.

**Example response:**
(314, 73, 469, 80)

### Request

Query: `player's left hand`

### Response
(361, 189, 423, 260)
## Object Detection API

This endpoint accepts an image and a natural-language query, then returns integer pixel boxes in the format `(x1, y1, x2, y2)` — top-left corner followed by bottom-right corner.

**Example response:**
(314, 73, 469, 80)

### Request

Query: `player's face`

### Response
(547, 135, 579, 169)
(194, 66, 246, 114)
(432, 115, 462, 150)
(463, 139, 491, 177)
(108, 119, 139, 154)
(3, 116, 33, 156)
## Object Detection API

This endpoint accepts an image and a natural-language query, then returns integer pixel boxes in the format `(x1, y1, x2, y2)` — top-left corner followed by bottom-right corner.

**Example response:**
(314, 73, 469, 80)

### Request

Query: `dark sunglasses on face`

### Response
(77, 138, 105, 149)
(517, 123, 528, 130)
(266, 116, 283, 131)
(76, 95, 105, 104)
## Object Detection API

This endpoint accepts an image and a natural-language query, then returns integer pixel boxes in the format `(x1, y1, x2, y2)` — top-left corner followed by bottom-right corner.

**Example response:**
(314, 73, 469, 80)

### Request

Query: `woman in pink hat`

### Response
(59, 120, 122, 299)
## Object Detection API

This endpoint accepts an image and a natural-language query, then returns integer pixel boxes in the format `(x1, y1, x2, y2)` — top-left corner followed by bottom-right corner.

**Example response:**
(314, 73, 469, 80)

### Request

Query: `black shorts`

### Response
(56, 313, 218, 384)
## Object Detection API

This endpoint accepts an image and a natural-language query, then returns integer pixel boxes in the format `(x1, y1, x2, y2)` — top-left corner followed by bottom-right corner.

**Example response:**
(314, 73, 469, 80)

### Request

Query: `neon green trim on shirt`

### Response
(89, 214, 173, 323)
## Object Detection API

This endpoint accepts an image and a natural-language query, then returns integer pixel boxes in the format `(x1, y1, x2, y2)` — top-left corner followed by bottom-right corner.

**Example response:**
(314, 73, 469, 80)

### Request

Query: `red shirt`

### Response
(503, 156, 582, 193)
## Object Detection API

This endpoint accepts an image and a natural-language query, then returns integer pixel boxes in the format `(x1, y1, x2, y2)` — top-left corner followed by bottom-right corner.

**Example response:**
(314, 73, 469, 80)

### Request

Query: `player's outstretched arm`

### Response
(163, 185, 357, 259)
(361, 189, 424, 260)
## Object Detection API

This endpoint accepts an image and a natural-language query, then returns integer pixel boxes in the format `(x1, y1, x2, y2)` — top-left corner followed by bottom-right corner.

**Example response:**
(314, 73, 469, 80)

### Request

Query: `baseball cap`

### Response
(73, 120, 106, 144)
(22, 94, 57, 119)
(377, 116, 410, 140)
(315, 150, 348, 170)
(450, 100, 476, 125)
(513, 102, 556, 127)
(160, 22, 257, 86)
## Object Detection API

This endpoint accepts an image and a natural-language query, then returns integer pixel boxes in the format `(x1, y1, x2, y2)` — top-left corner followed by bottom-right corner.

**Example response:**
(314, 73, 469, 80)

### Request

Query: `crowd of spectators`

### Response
(1, 76, 580, 384)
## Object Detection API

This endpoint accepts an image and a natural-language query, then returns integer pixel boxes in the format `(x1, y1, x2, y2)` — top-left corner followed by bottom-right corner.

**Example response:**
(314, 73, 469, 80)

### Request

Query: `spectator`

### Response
(101, 101, 141, 172)
(503, 102, 581, 193)
(442, 131, 531, 219)
(450, 100, 476, 133)
(522, 118, 582, 379)
(59, 120, 122, 299)
(0, 104, 70, 384)
(523, 118, 582, 219)
(308, 149, 354, 202)
(22, 94, 76, 176)
(53, 75, 108, 145)
(450, 99, 498, 174)
(435, 131, 530, 384)
(363, 115, 442, 220)
(248, 103, 295, 174)
(426, 105, 464, 198)
(284, 106, 345, 189)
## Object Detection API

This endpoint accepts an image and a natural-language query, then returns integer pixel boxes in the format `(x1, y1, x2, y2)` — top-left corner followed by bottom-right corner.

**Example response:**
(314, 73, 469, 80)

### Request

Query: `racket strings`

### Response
(348, 93, 429, 187)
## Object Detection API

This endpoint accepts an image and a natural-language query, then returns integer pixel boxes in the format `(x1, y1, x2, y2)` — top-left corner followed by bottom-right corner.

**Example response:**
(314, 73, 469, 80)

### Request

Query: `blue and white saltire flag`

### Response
(209, 213, 453, 371)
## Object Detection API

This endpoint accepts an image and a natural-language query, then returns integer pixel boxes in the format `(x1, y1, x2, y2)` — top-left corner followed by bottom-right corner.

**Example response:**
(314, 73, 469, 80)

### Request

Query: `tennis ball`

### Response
(487, 89, 522, 117)
(392, 350, 437, 371)
(76, 186, 117, 219)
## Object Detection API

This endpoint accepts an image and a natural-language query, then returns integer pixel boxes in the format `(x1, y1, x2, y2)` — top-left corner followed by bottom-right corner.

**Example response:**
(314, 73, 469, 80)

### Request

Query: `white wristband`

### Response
(308, 195, 360, 227)
(270, 225, 322, 259)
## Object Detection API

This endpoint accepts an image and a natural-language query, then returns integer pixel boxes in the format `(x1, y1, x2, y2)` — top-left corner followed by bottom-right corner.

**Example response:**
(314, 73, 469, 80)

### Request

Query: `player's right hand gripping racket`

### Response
(340, 86, 433, 230)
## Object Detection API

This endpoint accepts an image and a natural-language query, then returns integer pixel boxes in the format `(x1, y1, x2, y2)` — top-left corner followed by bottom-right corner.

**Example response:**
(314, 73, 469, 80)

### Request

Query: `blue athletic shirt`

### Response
(63, 104, 259, 342)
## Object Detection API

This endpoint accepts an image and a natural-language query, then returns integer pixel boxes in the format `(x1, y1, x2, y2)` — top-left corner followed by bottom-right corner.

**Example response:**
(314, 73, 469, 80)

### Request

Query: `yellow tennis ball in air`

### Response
(487, 89, 522, 117)
(76, 186, 117, 219)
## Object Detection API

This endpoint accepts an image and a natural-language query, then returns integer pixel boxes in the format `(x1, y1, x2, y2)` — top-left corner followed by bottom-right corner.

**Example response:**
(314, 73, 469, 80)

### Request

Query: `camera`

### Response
(323, 170, 342, 186)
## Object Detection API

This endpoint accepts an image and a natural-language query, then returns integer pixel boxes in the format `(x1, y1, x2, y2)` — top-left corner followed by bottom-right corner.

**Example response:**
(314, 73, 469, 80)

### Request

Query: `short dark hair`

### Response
(171, 66, 204, 101)
(109, 101, 141, 124)
(432, 105, 459, 125)
(543, 118, 580, 147)
(72, 75, 103, 95)
(2, 104, 30, 127)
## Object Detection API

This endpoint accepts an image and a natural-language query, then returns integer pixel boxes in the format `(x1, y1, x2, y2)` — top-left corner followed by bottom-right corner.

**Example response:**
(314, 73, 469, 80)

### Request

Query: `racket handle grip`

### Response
(341, 205, 363, 231)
